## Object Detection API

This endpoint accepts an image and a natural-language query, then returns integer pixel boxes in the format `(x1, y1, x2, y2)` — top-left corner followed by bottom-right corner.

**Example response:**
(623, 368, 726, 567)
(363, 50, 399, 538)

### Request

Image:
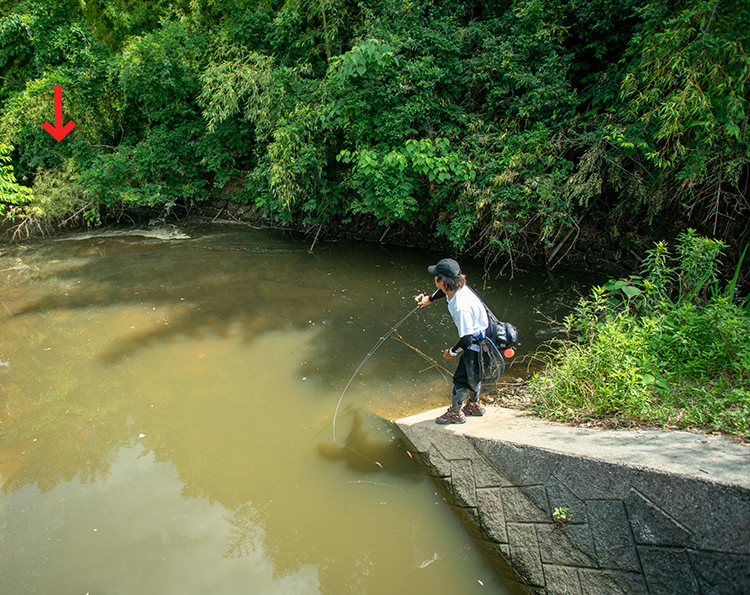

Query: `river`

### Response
(0, 223, 594, 594)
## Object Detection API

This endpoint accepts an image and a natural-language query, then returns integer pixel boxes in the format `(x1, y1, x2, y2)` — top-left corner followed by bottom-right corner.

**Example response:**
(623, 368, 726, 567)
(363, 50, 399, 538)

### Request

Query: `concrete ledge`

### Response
(394, 407, 750, 594)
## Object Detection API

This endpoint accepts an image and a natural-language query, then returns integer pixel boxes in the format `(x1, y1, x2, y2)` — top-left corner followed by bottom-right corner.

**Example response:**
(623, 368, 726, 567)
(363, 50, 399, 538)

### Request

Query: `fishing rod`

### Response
(332, 293, 425, 441)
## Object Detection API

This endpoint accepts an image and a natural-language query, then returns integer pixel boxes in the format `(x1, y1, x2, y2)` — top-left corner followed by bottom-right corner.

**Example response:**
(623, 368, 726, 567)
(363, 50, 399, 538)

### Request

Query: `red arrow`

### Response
(42, 85, 76, 142)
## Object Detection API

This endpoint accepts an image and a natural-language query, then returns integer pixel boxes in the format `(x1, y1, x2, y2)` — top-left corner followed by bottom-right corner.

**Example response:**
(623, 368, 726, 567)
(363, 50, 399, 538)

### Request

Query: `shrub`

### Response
(529, 231, 750, 438)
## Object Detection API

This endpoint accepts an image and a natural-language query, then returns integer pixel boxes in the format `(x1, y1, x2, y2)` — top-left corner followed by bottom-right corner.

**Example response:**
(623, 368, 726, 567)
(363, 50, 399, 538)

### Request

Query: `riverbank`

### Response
(2, 201, 645, 279)
(197, 203, 643, 279)
(394, 405, 750, 594)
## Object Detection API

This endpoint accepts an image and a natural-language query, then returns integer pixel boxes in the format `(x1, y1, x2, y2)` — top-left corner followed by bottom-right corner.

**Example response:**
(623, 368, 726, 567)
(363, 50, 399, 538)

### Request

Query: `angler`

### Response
(418, 258, 505, 425)
(333, 257, 517, 439)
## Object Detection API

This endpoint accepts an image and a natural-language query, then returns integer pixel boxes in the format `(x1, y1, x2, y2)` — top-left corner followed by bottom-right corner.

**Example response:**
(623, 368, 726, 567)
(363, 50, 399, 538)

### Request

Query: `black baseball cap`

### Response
(427, 258, 461, 279)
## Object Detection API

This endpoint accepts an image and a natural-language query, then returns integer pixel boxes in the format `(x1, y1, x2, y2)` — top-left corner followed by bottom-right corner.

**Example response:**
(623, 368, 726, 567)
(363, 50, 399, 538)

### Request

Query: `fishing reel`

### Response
(414, 292, 426, 303)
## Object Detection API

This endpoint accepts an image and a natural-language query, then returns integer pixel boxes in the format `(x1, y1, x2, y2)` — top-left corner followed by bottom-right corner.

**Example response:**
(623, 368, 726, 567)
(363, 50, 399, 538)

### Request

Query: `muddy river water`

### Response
(0, 223, 595, 594)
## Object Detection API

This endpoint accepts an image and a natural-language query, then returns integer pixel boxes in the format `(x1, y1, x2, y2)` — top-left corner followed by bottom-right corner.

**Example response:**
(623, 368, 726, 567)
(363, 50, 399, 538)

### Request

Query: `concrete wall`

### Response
(395, 407, 750, 595)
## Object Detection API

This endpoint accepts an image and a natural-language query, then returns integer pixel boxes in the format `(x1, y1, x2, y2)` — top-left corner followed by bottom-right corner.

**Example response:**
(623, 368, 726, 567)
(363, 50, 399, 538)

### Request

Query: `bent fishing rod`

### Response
(332, 292, 426, 441)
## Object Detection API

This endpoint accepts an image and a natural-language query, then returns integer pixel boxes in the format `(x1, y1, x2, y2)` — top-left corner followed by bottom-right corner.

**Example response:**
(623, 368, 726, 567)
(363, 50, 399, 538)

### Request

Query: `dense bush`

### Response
(1, 0, 748, 268)
(529, 231, 750, 437)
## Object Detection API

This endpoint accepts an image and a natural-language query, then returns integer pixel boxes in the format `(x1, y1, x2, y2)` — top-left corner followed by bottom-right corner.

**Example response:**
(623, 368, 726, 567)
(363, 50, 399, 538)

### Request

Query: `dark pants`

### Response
(451, 349, 482, 413)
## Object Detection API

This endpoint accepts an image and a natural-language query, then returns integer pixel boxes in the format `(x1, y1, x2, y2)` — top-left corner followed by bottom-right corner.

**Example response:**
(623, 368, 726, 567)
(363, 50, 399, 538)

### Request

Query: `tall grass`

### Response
(529, 231, 750, 438)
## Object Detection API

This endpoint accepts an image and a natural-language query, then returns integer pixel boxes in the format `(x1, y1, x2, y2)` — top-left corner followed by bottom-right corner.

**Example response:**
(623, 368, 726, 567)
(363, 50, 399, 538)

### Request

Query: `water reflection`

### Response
(1, 224, 594, 593)
(4, 445, 321, 594)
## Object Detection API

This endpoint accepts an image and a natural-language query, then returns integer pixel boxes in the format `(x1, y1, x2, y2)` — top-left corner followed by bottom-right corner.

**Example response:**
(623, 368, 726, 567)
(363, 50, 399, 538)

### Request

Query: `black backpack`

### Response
(484, 307, 519, 349)
(468, 286, 518, 349)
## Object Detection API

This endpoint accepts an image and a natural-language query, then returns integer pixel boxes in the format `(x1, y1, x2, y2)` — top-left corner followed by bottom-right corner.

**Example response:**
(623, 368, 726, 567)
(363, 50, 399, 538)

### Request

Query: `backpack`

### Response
(467, 286, 519, 350)
(485, 308, 519, 349)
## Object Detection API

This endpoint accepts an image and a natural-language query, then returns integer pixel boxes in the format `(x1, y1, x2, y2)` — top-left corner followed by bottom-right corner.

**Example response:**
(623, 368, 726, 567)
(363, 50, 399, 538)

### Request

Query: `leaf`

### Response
(725, 122, 741, 139)
(621, 285, 643, 299)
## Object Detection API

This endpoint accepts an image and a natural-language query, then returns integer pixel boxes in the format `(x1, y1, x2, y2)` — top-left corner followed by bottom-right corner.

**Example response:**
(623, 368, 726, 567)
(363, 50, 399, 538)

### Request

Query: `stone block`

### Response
(537, 523, 598, 568)
(630, 473, 750, 553)
(585, 500, 639, 571)
(470, 438, 513, 487)
(552, 455, 633, 500)
(425, 444, 451, 478)
(451, 459, 476, 507)
(396, 422, 434, 453)
(476, 440, 561, 487)
(689, 550, 750, 594)
(543, 564, 582, 595)
(577, 568, 648, 594)
(477, 487, 508, 544)
(624, 488, 693, 547)
(503, 485, 550, 523)
(429, 430, 478, 461)
(472, 453, 508, 488)
(545, 474, 586, 525)
(507, 522, 538, 549)
(637, 546, 698, 595)
(510, 543, 545, 587)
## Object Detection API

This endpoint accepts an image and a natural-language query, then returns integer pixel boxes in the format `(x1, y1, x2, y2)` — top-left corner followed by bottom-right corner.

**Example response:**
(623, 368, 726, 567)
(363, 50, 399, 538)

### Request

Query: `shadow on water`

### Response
(5, 226, 430, 373)
(316, 410, 423, 476)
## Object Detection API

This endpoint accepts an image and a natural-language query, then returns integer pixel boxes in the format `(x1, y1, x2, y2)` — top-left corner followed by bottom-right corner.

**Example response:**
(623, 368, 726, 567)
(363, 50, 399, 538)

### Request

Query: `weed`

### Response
(528, 232, 750, 438)
(553, 507, 572, 530)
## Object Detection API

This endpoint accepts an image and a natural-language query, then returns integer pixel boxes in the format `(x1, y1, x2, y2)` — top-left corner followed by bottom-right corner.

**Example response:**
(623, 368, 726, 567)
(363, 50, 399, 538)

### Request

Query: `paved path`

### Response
(398, 406, 750, 489)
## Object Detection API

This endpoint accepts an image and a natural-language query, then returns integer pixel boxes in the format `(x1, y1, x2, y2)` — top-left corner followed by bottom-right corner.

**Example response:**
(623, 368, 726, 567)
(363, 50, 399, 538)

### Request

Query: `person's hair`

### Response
(438, 273, 466, 292)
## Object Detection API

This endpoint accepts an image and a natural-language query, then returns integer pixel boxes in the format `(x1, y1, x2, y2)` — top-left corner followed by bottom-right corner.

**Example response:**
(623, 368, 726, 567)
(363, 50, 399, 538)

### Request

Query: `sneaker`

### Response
(435, 408, 467, 425)
(463, 401, 486, 416)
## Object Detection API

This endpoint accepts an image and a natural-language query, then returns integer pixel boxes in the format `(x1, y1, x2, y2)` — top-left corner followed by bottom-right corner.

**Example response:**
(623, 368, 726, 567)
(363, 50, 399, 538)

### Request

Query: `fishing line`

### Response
(0, 295, 13, 317)
(332, 295, 424, 441)
(392, 331, 453, 379)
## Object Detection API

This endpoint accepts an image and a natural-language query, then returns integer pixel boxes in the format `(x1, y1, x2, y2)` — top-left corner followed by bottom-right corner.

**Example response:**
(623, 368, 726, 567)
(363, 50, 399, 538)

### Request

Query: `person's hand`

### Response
(443, 348, 456, 360)
(418, 295, 431, 307)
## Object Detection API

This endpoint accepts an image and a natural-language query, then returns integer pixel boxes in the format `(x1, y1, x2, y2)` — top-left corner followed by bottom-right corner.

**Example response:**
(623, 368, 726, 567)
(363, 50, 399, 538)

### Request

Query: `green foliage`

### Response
(115, 18, 203, 125)
(26, 159, 94, 227)
(617, 0, 750, 224)
(330, 39, 395, 82)
(530, 232, 750, 437)
(0, 12, 34, 103)
(200, 46, 289, 139)
(266, 102, 328, 219)
(0, 0, 747, 269)
(0, 143, 32, 214)
(470, 1, 577, 123)
(337, 138, 475, 225)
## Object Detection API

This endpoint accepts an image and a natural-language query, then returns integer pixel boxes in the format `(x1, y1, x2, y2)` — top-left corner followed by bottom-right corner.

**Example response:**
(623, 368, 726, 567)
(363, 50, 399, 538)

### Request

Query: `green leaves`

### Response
(604, 279, 643, 301)
(532, 232, 750, 438)
(335, 138, 474, 224)
(330, 39, 394, 81)
(200, 46, 289, 137)
(618, 0, 750, 215)
(0, 143, 32, 214)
